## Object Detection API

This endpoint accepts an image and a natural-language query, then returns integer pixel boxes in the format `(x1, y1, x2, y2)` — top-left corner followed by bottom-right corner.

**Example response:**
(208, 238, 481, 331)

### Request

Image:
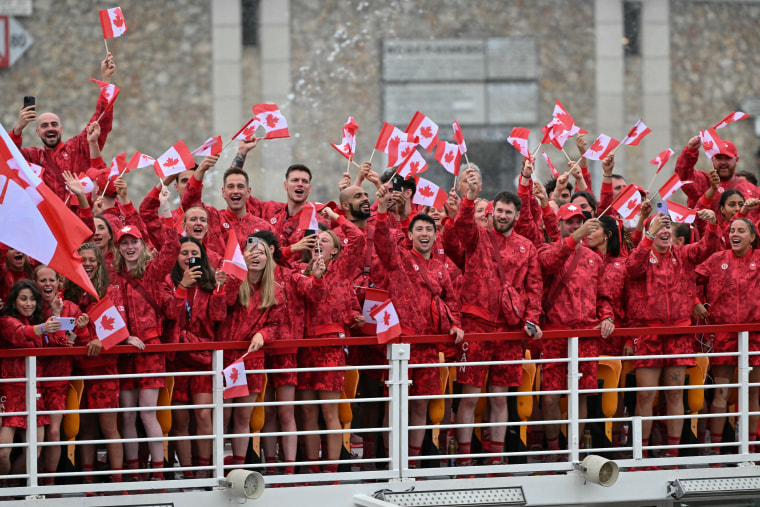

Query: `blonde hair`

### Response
(238, 238, 277, 310)
(304, 224, 341, 276)
(113, 238, 154, 278)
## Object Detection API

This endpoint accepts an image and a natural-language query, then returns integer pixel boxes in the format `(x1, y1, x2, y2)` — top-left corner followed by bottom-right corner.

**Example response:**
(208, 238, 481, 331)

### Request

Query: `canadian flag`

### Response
(99, 7, 127, 39)
(375, 123, 414, 152)
(713, 111, 750, 130)
(582, 134, 620, 161)
(452, 121, 467, 154)
(405, 111, 439, 152)
(90, 79, 120, 115)
(621, 119, 652, 146)
(368, 298, 402, 344)
(127, 151, 156, 171)
(658, 173, 693, 201)
(650, 148, 675, 174)
(433, 139, 462, 176)
(223, 358, 249, 399)
(387, 136, 418, 168)
(507, 127, 531, 159)
(397, 149, 429, 178)
(330, 116, 359, 159)
(68, 174, 94, 196)
(553, 100, 576, 129)
(361, 288, 389, 335)
(700, 128, 731, 159)
(412, 176, 448, 209)
(252, 104, 290, 139)
(666, 199, 697, 224)
(88, 295, 129, 350)
(231, 117, 260, 141)
(191, 136, 223, 156)
(0, 123, 99, 299)
(540, 118, 586, 150)
(610, 184, 642, 220)
(298, 202, 319, 232)
(542, 152, 559, 178)
(153, 141, 196, 178)
(108, 152, 129, 177)
(221, 229, 248, 281)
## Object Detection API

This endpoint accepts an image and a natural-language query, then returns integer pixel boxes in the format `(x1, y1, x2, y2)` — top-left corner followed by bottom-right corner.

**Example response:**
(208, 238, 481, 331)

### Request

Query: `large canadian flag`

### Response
(0, 123, 99, 299)
(582, 134, 620, 160)
(330, 116, 358, 159)
(405, 111, 439, 152)
(412, 176, 448, 209)
(650, 148, 675, 174)
(153, 140, 195, 178)
(658, 173, 693, 200)
(369, 299, 402, 344)
(223, 358, 249, 399)
(252, 104, 290, 139)
(713, 111, 750, 130)
(231, 117, 260, 141)
(361, 288, 389, 335)
(610, 184, 642, 220)
(396, 149, 429, 178)
(621, 119, 651, 146)
(191, 136, 223, 156)
(666, 200, 697, 224)
(90, 79, 120, 115)
(221, 229, 248, 280)
(387, 136, 418, 168)
(89, 295, 129, 350)
(452, 121, 467, 154)
(99, 7, 127, 39)
(507, 127, 531, 159)
(433, 139, 462, 175)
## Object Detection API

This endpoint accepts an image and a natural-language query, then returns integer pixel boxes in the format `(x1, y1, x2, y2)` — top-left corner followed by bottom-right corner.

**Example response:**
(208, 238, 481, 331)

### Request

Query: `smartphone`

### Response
(54, 317, 76, 331)
(188, 257, 201, 269)
(656, 201, 669, 217)
(246, 236, 258, 249)
(525, 320, 538, 337)
(391, 174, 404, 192)
(23, 96, 35, 109)
(304, 229, 316, 238)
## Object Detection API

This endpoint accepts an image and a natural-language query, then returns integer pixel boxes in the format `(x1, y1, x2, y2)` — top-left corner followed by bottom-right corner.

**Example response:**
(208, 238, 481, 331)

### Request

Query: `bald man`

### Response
(10, 53, 117, 201)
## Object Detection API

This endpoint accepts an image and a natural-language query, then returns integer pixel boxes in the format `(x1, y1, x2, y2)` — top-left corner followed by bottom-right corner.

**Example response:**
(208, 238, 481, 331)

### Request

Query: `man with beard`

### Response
(10, 53, 117, 201)
(451, 167, 543, 466)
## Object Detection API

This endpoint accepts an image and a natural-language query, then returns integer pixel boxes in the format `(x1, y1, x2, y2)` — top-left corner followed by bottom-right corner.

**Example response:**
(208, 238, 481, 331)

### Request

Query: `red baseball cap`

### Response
(557, 203, 585, 221)
(721, 140, 738, 158)
(115, 225, 143, 243)
(485, 201, 494, 216)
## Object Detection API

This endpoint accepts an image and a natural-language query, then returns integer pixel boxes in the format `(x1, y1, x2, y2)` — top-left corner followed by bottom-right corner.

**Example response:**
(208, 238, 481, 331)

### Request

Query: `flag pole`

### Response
(368, 148, 376, 164)
(644, 171, 659, 195)
(561, 148, 573, 163)
(347, 153, 352, 177)
(610, 143, 623, 156)
(104, 39, 109, 54)
(64, 194, 71, 206)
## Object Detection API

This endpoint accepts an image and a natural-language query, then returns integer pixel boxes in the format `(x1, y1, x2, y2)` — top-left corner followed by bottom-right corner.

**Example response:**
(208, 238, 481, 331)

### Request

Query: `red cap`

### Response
(315, 201, 338, 213)
(721, 140, 738, 158)
(485, 201, 494, 216)
(115, 225, 143, 243)
(90, 169, 118, 197)
(557, 203, 585, 221)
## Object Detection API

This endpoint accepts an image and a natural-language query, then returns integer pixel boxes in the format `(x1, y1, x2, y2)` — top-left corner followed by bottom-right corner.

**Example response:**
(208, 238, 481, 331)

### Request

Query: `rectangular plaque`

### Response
(383, 39, 485, 82)
(486, 38, 538, 80)
(0, 1, 32, 16)
(487, 83, 539, 125)
(384, 83, 485, 126)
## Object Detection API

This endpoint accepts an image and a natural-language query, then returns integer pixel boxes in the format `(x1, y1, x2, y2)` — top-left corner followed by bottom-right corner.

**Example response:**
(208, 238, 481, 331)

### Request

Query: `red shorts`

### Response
(540, 337, 599, 392)
(297, 345, 345, 392)
(119, 352, 166, 390)
(457, 317, 522, 388)
(351, 344, 387, 382)
(42, 384, 68, 413)
(599, 335, 626, 357)
(710, 331, 760, 366)
(81, 379, 120, 410)
(2, 385, 49, 428)
(633, 333, 695, 369)
(409, 343, 441, 397)
(265, 353, 297, 389)
(171, 372, 214, 403)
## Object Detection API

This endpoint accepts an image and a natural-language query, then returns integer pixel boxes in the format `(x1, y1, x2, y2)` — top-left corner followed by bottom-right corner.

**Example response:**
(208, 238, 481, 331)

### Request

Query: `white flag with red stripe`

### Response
(90, 79, 120, 115)
(192, 136, 223, 156)
(666, 200, 696, 224)
(298, 202, 319, 232)
(713, 111, 750, 130)
(127, 151, 156, 171)
(412, 176, 448, 209)
(99, 7, 127, 39)
(397, 149, 429, 178)
(153, 141, 196, 178)
(610, 184, 642, 220)
(89, 295, 129, 350)
(330, 117, 359, 159)
(221, 229, 248, 281)
(507, 127, 531, 159)
(583, 134, 620, 161)
(361, 288, 389, 335)
(405, 111, 439, 152)
(658, 173, 693, 201)
(369, 299, 402, 344)
(252, 104, 290, 139)
(621, 119, 651, 146)
(452, 121, 467, 154)
(542, 152, 559, 178)
(650, 148, 675, 174)
(0, 123, 99, 299)
(433, 139, 462, 175)
(223, 358, 249, 399)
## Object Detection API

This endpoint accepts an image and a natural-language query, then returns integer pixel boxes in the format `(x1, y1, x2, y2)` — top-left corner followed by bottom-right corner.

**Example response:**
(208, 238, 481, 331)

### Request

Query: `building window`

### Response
(242, 0, 259, 46)
(624, 1, 641, 56)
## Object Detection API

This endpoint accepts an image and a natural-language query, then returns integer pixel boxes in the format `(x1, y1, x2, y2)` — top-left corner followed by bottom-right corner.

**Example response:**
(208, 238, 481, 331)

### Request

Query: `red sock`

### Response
(308, 464, 320, 474)
(324, 463, 338, 473)
(111, 473, 123, 483)
(409, 445, 422, 467)
(642, 438, 649, 458)
(456, 441, 471, 466)
(266, 455, 277, 474)
(81, 463, 94, 483)
(284, 461, 295, 475)
(151, 460, 164, 480)
(232, 455, 246, 466)
(711, 433, 723, 453)
(489, 441, 504, 464)
(42, 471, 55, 486)
(547, 437, 560, 451)
(667, 436, 680, 457)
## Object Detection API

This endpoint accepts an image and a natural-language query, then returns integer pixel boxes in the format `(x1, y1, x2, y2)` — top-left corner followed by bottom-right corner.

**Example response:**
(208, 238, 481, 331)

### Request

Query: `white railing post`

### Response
(25, 355, 37, 487)
(568, 336, 580, 463)
(387, 343, 410, 479)
(738, 330, 750, 455)
(212, 349, 226, 479)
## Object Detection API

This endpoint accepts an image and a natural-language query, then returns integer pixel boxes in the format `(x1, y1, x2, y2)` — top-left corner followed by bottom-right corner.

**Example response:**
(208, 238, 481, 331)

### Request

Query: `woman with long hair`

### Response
(1, 247, 34, 302)
(91, 216, 117, 271)
(163, 236, 228, 478)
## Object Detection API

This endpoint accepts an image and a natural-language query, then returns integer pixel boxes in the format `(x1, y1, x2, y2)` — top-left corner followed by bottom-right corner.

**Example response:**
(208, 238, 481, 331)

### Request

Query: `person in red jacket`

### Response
(626, 207, 719, 459)
(10, 53, 116, 201)
(675, 135, 757, 211)
(375, 186, 464, 466)
(112, 223, 178, 480)
(34, 265, 90, 484)
(0, 280, 62, 477)
(452, 167, 543, 466)
(0, 247, 34, 303)
(696, 218, 760, 453)
(538, 204, 615, 458)
(163, 237, 229, 478)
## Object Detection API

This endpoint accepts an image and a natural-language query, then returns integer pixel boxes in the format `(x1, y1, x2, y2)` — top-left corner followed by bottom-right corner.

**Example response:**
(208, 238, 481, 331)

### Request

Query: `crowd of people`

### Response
(2, 53, 760, 486)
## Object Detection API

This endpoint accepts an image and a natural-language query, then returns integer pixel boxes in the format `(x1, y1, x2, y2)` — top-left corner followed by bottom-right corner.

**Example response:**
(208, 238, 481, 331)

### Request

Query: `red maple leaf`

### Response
(112, 12, 125, 28)
(627, 126, 639, 138)
(390, 136, 400, 144)
(164, 157, 179, 168)
(265, 114, 279, 128)
(419, 126, 433, 139)
(401, 146, 414, 158)
(382, 311, 391, 327)
(703, 140, 714, 151)
(511, 141, 522, 151)
(444, 151, 455, 164)
(230, 366, 239, 384)
(100, 314, 115, 331)
(589, 139, 604, 152)
(625, 200, 637, 211)
(555, 110, 573, 128)
(409, 161, 420, 174)
(419, 185, 435, 198)
(242, 125, 257, 138)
